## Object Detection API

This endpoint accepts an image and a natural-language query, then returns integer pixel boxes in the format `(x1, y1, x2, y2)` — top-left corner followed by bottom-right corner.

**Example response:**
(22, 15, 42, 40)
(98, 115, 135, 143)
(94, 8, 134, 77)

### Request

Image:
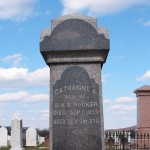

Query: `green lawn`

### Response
(0, 147, 48, 150)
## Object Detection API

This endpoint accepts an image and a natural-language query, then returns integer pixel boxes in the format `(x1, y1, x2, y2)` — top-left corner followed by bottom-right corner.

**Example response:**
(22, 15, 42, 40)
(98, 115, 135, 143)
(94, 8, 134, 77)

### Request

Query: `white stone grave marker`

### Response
(0, 127, 8, 147)
(26, 127, 37, 146)
(10, 117, 24, 150)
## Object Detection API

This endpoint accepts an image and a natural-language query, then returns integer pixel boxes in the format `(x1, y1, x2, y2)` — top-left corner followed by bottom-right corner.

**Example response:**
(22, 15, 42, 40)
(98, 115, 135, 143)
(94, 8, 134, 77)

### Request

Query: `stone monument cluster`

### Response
(0, 117, 45, 149)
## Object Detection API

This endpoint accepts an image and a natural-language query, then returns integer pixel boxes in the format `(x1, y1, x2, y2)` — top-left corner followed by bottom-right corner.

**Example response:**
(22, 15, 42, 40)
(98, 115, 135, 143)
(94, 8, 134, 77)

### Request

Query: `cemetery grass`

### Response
(0, 147, 49, 150)
(0, 148, 9, 150)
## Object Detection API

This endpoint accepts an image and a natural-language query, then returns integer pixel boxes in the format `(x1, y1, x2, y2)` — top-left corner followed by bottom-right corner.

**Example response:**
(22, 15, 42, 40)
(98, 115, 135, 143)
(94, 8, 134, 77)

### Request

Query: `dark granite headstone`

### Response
(40, 14, 110, 150)
(53, 66, 101, 150)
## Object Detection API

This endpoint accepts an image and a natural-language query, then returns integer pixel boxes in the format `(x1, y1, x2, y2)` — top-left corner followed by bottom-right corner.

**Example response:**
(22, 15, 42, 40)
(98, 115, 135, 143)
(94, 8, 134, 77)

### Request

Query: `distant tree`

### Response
(6, 126, 11, 136)
(37, 129, 49, 137)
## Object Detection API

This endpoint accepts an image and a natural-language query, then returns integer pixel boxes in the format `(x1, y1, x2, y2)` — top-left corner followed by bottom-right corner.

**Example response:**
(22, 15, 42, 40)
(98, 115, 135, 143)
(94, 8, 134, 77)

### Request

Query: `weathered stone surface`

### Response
(40, 14, 109, 51)
(41, 19, 100, 50)
(51, 14, 97, 31)
(0, 127, 8, 147)
(40, 14, 109, 65)
(40, 14, 110, 150)
(10, 117, 24, 150)
(26, 127, 37, 146)
(52, 65, 103, 150)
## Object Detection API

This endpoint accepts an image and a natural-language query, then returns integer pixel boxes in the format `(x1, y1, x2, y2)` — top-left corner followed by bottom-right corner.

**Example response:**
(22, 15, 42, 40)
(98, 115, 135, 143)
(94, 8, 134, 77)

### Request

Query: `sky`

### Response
(0, 0, 150, 130)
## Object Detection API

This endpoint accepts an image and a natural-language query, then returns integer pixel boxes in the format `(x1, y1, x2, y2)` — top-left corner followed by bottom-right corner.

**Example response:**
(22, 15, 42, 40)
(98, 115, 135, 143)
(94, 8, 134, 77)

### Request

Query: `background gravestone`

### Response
(26, 127, 37, 146)
(134, 85, 150, 148)
(134, 85, 150, 131)
(38, 136, 45, 145)
(40, 14, 110, 150)
(10, 117, 24, 150)
(0, 127, 8, 147)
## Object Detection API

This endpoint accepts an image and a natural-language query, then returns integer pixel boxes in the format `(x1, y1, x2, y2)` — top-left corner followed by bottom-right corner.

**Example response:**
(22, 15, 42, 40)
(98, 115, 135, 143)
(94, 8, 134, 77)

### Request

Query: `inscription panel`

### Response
(52, 66, 101, 150)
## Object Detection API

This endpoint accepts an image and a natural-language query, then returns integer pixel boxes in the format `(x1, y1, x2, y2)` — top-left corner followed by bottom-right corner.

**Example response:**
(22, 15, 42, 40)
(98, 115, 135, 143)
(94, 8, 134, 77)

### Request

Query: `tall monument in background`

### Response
(134, 85, 150, 133)
(10, 117, 24, 150)
(40, 14, 110, 150)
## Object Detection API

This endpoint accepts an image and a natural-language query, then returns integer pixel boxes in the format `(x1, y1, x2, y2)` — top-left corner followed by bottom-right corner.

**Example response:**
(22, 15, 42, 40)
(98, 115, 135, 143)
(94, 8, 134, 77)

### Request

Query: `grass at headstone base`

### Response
(25, 147, 49, 150)
(0, 148, 9, 150)
(0, 147, 48, 150)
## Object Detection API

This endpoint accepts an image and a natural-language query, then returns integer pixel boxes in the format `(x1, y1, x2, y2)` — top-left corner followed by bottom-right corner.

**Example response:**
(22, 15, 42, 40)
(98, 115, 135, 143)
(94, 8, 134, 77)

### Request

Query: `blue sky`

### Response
(0, 0, 150, 129)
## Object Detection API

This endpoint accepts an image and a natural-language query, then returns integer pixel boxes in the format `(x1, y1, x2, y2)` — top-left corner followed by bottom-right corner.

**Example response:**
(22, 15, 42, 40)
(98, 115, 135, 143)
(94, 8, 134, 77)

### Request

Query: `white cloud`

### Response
(27, 110, 32, 113)
(0, 91, 28, 102)
(24, 93, 49, 102)
(39, 109, 49, 113)
(0, 0, 37, 21)
(110, 105, 136, 111)
(136, 70, 150, 81)
(111, 55, 127, 60)
(115, 96, 136, 103)
(2, 53, 25, 67)
(61, 0, 150, 16)
(0, 103, 5, 106)
(36, 109, 49, 118)
(137, 19, 150, 27)
(113, 111, 126, 115)
(142, 20, 150, 26)
(0, 67, 49, 89)
(0, 91, 49, 102)
(11, 111, 22, 119)
(102, 73, 111, 83)
(43, 10, 51, 16)
(138, 19, 150, 26)
(103, 99, 111, 104)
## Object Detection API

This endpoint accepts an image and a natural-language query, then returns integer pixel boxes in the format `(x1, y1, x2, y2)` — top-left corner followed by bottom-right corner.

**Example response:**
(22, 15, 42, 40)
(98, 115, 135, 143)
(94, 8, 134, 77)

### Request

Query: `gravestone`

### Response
(0, 127, 8, 147)
(26, 127, 37, 146)
(38, 136, 45, 144)
(10, 117, 24, 150)
(134, 85, 150, 131)
(134, 85, 150, 148)
(40, 14, 110, 150)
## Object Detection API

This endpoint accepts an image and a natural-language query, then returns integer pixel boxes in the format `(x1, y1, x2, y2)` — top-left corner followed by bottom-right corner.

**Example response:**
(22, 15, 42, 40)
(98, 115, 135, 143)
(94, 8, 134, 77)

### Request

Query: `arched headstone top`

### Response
(61, 66, 90, 82)
(26, 127, 37, 133)
(40, 14, 109, 52)
(51, 14, 97, 31)
(40, 14, 109, 65)
(0, 127, 8, 147)
(26, 127, 37, 146)
(44, 18, 101, 51)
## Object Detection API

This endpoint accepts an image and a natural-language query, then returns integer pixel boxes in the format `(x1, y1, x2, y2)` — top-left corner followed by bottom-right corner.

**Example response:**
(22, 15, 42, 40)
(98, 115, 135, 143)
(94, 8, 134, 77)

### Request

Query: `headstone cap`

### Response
(40, 14, 110, 65)
(51, 14, 97, 31)
(134, 85, 150, 93)
(134, 85, 150, 97)
(11, 116, 22, 121)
